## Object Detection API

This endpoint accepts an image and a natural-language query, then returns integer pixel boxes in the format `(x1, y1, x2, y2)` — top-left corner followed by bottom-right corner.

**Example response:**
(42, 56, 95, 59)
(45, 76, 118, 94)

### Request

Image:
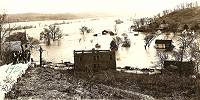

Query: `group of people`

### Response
(12, 50, 31, 64)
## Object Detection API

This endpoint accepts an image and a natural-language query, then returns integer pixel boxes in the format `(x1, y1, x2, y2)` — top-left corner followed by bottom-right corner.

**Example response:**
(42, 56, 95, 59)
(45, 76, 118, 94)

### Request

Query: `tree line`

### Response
(132, 1, 200, 32)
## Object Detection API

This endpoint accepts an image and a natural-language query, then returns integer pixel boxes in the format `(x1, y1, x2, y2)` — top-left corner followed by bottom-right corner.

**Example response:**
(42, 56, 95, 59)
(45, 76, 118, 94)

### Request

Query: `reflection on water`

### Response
(20, 17, 159, 69)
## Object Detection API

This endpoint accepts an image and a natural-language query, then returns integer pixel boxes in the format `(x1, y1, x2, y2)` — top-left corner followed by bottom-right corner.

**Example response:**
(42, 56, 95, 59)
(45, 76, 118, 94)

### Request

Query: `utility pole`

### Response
(39, 46, 44, 67)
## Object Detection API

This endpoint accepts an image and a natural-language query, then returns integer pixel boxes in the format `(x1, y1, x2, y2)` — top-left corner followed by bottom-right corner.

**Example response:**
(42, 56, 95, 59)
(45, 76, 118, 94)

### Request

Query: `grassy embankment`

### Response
(5, 66, 197, 100)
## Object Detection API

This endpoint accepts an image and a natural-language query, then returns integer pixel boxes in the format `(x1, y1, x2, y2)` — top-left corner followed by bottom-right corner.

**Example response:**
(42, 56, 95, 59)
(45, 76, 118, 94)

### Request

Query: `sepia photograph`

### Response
(0, 0, 200, 99)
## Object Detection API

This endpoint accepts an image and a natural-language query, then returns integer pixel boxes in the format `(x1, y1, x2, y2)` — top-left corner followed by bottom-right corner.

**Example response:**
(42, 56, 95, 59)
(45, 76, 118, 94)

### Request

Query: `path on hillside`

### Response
(0, 63, 31, 99)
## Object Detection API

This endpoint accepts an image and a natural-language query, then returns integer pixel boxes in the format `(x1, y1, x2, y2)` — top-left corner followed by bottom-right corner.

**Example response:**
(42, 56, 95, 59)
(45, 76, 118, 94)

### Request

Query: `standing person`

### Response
(18, 51, 23, 63)
(27, 51, 31, 62)
(12, 51, 17, 64)
(25, 50, 31, 62)
(22, 51, 27, 63)
(110, 39, 118, 51)
(24, 50, 28, 63)
(16, 51, 20, 63)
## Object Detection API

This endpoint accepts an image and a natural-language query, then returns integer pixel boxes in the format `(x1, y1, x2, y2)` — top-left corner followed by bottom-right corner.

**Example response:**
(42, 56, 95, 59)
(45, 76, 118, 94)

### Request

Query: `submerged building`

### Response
(155, 40, 174, 51)
(74, 49, 116, 71)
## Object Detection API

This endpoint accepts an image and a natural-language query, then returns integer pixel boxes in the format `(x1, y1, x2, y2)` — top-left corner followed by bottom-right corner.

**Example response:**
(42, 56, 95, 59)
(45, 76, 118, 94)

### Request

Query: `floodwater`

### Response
(11, 17, 161, 69)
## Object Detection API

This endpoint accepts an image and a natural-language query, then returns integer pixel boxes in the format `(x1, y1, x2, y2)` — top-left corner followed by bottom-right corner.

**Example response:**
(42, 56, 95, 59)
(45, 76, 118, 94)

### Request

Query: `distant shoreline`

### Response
(6, 13, 113, 23)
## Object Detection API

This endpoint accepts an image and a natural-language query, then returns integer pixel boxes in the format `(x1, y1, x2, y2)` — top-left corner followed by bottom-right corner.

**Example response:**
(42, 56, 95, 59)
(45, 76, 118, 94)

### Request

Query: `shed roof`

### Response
(155, 40, 172, 44)
(74, 49, 112, 54)
(2, 41, 22, 51)
(5, 32, 28, 44)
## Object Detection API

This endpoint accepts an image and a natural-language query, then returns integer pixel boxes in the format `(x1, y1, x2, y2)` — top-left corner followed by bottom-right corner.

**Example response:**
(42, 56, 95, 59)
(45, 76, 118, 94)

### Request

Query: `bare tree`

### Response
(177, 30, 196, 62)
(48, 24, 62, 41)
(195, 1, 198, 7)
(135, 21, 140, 29)
(114, 24, 118, 33)
(80, 26, 92, 35)
(180, 3, 185, 9)
(40, 24, 63, 45)
(157, 13, 161, 18)
(140, 18, 145, 25)
(190, 42, 200, 73)
(79, 26, 92, 41)
(156, 51, 169, 67)
(0, 12, 14, 63)
(144, 34, 156, 48)
(177, 5, 181, 10)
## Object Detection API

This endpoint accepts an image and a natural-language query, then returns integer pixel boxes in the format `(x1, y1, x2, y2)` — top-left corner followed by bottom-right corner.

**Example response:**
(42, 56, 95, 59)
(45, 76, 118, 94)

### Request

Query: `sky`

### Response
(0, 0, 199, 17)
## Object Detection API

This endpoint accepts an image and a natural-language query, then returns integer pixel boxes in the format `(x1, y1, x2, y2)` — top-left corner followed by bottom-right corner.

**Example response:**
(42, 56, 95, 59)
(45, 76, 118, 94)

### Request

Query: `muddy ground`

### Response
(5, 66, 154, 100)
(5, 66, 198, 100)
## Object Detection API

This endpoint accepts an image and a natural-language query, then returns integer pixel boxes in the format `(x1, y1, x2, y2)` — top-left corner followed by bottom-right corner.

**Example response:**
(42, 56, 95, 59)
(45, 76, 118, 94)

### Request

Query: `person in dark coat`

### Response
(12, 51, 17, 64)
(27, 51, 31, 62)
(110, 40, 118, 50)
(18, 51, 23, 63)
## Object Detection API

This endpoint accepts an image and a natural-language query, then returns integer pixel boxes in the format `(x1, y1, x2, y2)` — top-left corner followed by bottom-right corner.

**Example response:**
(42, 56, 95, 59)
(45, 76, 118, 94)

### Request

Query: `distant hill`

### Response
(158, 7, 200, 25)
(135, 6, 200, 32)
(6, 12, 112, 23)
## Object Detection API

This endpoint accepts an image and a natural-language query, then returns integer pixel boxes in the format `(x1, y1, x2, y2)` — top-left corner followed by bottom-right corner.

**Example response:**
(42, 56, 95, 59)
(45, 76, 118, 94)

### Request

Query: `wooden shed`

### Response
(155, 40, 174, 51)
(74, 49, 116, 71)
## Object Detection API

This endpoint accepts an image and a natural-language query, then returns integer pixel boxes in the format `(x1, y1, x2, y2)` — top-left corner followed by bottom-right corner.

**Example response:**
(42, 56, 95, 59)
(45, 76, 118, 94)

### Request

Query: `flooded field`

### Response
(11, 17, 161, 69)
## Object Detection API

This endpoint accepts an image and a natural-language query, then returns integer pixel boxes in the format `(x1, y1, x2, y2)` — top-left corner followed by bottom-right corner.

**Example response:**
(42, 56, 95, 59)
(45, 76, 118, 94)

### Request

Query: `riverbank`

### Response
(5, 65, 197, 99)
